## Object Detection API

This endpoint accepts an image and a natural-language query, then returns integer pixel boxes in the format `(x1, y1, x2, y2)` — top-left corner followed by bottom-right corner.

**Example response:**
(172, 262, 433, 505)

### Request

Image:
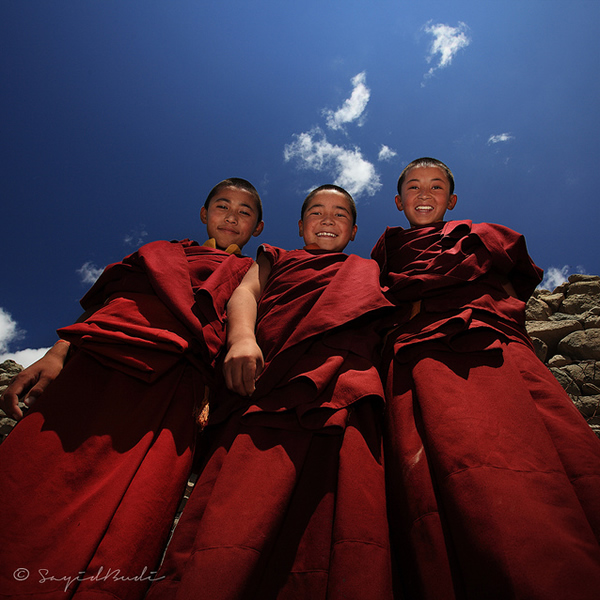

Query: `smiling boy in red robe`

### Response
(0, 178, 264, 600)
(145, 185, 396, 600)
(372, 157, 600, 599)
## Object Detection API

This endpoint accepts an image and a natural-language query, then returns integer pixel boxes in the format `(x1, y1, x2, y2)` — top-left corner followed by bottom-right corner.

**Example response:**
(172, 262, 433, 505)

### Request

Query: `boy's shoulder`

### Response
(376, 220, 523, 242)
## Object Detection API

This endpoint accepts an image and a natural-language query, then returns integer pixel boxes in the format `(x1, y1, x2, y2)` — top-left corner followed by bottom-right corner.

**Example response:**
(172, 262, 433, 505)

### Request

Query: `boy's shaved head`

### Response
(397, 158, 455, 196)
(205, 178, 263, 223)
(301, 184, 357, 225)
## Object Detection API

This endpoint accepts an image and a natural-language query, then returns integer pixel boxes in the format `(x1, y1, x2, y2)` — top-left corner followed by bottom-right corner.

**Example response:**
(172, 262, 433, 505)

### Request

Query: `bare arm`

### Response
(0, 304, 101, 421)
(0, 339, 71, 420)
(223, 253, 272, 396)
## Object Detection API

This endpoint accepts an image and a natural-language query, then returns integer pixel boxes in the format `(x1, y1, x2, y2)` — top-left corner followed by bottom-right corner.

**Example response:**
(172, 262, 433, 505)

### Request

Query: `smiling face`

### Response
(298, 190, 357, 252)
(396, 166, 457, 228)
(200, 187, 264, 250)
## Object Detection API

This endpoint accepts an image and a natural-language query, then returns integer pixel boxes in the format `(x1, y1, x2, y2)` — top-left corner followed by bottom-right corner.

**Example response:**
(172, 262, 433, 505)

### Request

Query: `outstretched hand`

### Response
(223, 338, 264, 397)
(0, 341, 69, 420)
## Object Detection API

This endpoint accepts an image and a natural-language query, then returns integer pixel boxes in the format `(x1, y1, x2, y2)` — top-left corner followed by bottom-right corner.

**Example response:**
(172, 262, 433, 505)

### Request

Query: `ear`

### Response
(252, 221, 265, 237)
(394, 195, 404, 212)
(349, 224, 358, 241)
(298, 219, 304, 237)
(447, 194, 458, 211)
(200, 206, 208, 224)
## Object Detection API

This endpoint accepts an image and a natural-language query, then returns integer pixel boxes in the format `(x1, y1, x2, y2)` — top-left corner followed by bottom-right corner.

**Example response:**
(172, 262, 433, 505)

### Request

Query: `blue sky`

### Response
(1, 0, 599, 366)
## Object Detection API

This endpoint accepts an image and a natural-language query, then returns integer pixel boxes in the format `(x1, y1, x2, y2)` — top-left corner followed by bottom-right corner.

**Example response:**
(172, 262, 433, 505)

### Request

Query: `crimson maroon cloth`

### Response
(0, 240, 253, 600)
(146, 245, 397, 600)
(372, 221, 600, 599)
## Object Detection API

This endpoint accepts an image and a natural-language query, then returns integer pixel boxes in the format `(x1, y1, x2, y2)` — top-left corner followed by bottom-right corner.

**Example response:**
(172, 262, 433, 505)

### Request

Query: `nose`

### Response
(225, 211, 238, 223)
(321, 213, 334, 224)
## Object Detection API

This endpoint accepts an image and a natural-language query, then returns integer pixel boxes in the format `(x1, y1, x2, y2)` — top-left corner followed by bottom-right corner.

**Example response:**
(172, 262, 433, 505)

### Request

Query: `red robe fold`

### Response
(372, 221, 600, 600)
(146, 244, 397, 600)
(0, 240, 253, 600)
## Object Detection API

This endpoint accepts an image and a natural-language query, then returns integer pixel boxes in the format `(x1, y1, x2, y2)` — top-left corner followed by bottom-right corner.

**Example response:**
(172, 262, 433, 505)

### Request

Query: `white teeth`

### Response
(416, 206, 433, 211)
(316, 232, 336, 237)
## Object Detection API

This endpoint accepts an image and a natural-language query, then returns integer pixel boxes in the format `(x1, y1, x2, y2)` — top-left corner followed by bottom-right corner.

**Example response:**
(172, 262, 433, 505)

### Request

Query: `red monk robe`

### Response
(0, 239, 253, 600)
(372, 221, 600, 600)
(146, 244, 397, 600)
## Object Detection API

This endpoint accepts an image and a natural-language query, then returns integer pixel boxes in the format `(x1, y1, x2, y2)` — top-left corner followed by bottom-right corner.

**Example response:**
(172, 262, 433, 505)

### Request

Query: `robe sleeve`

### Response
(471, 222, 543, 301)
(58, 240, 252, 382)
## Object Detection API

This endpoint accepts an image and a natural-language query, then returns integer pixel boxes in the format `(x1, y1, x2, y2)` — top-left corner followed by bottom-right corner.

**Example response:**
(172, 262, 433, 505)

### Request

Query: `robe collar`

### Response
(202, 238, 242, 255)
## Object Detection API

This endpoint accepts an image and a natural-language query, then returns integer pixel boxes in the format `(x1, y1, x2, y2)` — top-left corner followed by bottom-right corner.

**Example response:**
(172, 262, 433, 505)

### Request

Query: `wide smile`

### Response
(316, 231, 338, 238)
(415, 205, 434, 213)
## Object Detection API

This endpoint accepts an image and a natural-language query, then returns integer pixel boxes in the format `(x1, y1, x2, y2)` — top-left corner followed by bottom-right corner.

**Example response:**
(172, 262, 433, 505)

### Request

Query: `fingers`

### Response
(0, 388, 24, 421)
(240, 355, 264, 397)
(0, 371, 35, 420)
(223, 343, 264, 397)
(225, 356, 257, 396)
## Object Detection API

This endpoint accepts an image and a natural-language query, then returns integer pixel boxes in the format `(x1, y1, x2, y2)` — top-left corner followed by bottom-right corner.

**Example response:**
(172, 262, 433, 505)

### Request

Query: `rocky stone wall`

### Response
(2, 275, 599, 443)
(0, 360, 24, 444)
(526, 274, 600, 437)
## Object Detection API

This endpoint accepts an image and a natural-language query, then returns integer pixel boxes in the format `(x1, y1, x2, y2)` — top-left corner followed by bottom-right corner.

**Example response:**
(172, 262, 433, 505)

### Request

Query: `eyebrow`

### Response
(213, 197, 256, 212)
(308, 203, 351, 213)
(406, 177, 446, 184)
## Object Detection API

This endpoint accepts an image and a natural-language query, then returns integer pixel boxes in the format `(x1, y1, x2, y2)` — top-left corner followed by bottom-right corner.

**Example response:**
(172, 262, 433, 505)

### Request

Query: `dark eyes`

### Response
(407, 185, 443, 190)
(215, 204, 252, 217)
(308, 211, 347, 218)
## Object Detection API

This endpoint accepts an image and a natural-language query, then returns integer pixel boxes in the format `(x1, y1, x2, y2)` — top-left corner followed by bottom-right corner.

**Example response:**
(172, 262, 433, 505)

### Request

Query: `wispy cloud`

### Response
(487, 133, 515, 145)
(284, 72, 381, 199)
(323, 72, 370, 131)
(0, 307, 24, 353)
(284, 128, 381, 198)
(378, 145, 397, 161)
(0, 307, 50, 368)
(124, 226, 148, 248)
(77, 262, 104, 286)
(422, 21, 471, 85)
(539, 266, 570, 291)
(538, 265, 588, 291)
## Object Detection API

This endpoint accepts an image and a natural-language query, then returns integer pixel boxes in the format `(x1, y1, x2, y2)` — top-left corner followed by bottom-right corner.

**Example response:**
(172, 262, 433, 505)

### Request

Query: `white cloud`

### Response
(323, 72, 370, 131)
(539, 266, 569, 291)
(488, 133, 515, 145)
(77, 261, 104, 286)
(0, 347, 51, 369)
(284, 127, 381, 199)
(0, 307, 49, 368)
(378, 145, 397, 161)
(539, 264, 589, 291)
(422, 21, 471, 84)
(0, 307, 24, 353)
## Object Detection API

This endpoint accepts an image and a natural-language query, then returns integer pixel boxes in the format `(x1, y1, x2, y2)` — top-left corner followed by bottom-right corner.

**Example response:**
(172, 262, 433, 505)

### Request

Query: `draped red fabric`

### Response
(146, 245, 397, 600)
(372, 222, 600, 599)
(0, 240, 253, 600)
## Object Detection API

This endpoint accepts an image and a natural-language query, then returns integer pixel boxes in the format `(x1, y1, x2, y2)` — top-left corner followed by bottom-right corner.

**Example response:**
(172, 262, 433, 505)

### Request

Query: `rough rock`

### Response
(527, 274, 600, 437)
(525, 320, 582, 354)
(558, 330, 600, 361)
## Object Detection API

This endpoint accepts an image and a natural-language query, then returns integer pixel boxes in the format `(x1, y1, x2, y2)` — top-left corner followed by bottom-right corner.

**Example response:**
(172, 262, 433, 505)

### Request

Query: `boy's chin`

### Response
(408, 217, 443, 228)
(215, 237, 247, 250)
(308, 242, 348, 252)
